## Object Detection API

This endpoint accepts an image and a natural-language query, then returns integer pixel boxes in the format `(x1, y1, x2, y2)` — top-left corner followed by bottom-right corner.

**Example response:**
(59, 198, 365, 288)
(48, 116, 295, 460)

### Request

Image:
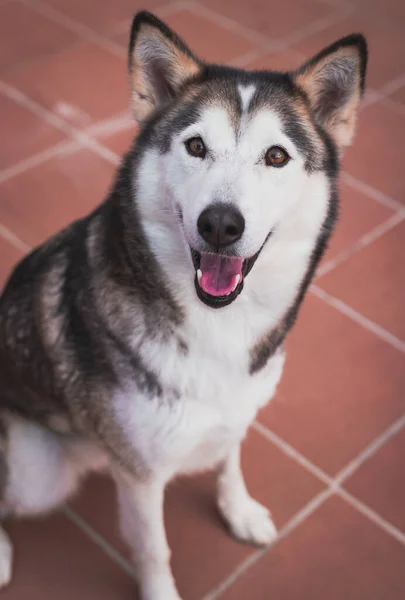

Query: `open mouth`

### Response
(190, 242, 268, 309)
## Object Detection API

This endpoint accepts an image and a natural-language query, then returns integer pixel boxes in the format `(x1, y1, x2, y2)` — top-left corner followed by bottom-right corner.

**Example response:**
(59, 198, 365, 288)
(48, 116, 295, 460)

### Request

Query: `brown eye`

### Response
(265, 146, 290, 167)
(185, 137, 206, 158)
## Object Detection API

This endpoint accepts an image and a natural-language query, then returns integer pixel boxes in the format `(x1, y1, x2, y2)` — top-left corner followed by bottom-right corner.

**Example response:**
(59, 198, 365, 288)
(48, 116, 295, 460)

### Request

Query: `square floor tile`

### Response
(291, 14, 405, 90)
(43, 0, 157, 34)
(0, 148, 116, 247)
(258, 294, 405, 475)
(0, 1, 79, 75)
(319, 183, 395, 268)
(0, 93, 68, 170)
(220, 494, 405, 599)
(0, 236, 24, 290)
(71, 428, 325, 599)
(317, 220, 405, 340)
(5, 40, 129, 128)
(201, 0, 336, 40)
(344, 426, 405, 533)
(161, 9, 256, 64)
(343, 102, 405, 203)
(3, 514, 135, 599)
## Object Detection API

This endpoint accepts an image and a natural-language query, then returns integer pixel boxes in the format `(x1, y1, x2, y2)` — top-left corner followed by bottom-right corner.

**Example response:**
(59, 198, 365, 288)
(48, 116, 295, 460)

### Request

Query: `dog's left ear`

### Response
(128, 11, 202, 122)
(293, 34, 368, 149)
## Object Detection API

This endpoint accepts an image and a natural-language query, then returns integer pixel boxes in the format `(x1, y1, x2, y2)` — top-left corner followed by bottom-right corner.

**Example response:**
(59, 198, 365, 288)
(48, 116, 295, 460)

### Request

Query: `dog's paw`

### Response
(221, 497, 278, 547)
(0, 529, 13, 589)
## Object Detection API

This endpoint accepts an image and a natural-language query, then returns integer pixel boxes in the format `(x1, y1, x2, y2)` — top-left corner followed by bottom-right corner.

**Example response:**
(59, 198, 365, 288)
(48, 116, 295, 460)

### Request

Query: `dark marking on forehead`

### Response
(135, 95, 203, 154)
(248, 78, 322, 172)
(199, 77, 243, 132)
(136, 64, 330, 169)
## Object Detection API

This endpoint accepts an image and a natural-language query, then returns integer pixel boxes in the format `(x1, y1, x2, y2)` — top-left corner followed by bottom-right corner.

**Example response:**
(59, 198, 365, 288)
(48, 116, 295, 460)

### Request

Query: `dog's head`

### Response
(128, 12, 367, 309)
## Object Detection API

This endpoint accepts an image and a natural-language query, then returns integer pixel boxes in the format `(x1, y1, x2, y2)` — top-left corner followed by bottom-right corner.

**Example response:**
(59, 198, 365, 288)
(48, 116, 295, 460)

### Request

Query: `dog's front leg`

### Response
(113, 470, 181, 600)
(217, 443, 278, 547)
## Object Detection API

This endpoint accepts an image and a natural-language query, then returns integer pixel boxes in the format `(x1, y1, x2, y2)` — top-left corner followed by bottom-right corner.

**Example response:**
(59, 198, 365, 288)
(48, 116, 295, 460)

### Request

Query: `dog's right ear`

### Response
(129, 12, 202, 122)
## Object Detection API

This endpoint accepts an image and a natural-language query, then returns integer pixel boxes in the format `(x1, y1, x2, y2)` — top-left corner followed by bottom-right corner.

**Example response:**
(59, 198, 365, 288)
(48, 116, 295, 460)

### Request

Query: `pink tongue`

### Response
(199, 253, 243, 297)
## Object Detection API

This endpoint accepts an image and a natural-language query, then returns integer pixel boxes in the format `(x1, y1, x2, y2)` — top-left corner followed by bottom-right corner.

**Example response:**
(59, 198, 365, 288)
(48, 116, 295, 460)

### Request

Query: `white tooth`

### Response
(232, 274, 241, 291)
(197, 269, 202, 284)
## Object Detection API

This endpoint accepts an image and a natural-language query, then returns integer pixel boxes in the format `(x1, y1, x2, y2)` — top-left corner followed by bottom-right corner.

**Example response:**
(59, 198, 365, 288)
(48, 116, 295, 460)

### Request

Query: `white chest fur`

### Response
(113, 293, 286, 480)
(114, 172, 329, 479)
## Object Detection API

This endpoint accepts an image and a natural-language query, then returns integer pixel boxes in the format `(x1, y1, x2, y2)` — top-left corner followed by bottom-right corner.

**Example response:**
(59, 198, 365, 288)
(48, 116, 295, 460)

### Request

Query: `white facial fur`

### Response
(136, 84, 330, 308)
(157, 90, 319, 264)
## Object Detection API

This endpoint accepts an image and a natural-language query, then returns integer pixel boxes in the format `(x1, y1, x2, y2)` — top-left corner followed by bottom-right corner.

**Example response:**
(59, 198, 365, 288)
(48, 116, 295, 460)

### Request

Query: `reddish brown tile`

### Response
(320, 183, 395, 267)
(0, 93, 68, 170)
(201, 0, 335, 39)
(343, 102, 405, 203)
(0, 148, 115, 247)
(291, 14, 405, 90)
(5, 41, 128, 128)
(245, 48, 305, 72)
(258, 294, 405, 475)
(354, 0, 405, 27)
(162, 9, 256, 64)
(0, 237, 24, 290)
(71, 429, 325, 599)
(220, 494, 405, 600)
(389, 85, 405, 107)
(43, 0, 154, 34)
(0, 2, 79, 74)
(318, 219, 405, 341)
(345, 426, 405, 533)
(95, 124, 137, 155)
(3, 514, 136, 599)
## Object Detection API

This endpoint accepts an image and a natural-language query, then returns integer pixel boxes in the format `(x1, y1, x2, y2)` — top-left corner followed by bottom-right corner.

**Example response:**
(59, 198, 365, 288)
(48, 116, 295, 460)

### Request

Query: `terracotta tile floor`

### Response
(0, 0, 404, 598)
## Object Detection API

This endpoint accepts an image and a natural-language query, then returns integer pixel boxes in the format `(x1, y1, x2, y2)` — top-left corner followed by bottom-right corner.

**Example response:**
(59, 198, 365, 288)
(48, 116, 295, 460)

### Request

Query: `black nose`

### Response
(197, 204, 245, 248)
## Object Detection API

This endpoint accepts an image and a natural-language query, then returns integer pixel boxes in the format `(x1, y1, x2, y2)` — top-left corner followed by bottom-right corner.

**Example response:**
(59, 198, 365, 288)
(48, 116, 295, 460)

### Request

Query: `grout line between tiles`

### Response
(336, 488, 405, 546)
(277, 5, 353, 47)
(381, 72, 405, 97)
(202, 488, 333, 600)
(0, 222, 31, 253)
(84, 111, 133, 138)
(252, 421, 332, 486)
(254, 414, 405, 491)
(315, 210, 405, 279)
(22, 0, 126, 59)
(109, 0, 191, 36)
(334, 414, 405, 484)
(202, 414, 405, 597)
(0, 81, 121, 166)
(184, 0, 271, 46)
(380, 96, 405, 119)
(342, 173, 403, 212)
(63, 506, 139, 579)
(0, 139, 79, 185)
(310, 284, 405, 353)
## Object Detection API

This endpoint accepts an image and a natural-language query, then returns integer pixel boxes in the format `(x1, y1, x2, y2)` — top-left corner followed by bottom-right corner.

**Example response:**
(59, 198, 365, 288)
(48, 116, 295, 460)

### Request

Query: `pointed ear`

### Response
(293, 34, 367, 149)
(128, 11, 202, 122)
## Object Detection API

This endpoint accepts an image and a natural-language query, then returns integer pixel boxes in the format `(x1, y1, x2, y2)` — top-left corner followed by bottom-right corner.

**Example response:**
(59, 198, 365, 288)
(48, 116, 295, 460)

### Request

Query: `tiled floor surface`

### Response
(0, 0, 404, 598)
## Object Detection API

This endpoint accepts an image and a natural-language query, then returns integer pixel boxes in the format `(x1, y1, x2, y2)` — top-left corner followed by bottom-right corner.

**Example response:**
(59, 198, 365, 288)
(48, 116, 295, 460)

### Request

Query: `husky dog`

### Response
(0, 11, 367, 599)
